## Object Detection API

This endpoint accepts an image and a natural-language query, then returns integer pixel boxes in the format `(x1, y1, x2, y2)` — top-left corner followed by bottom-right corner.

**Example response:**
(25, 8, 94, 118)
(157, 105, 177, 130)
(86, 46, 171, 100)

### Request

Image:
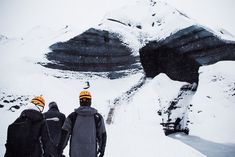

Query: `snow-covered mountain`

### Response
(0, 0, 235, 157)
(44, 0, 235, 83)
(98, 0, 234, 51)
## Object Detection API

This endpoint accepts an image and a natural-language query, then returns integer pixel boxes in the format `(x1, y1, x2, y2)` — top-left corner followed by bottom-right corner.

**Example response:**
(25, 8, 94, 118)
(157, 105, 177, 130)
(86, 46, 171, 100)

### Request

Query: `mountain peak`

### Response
(97, 0, 234, 54)
(97, 0, 195, 53)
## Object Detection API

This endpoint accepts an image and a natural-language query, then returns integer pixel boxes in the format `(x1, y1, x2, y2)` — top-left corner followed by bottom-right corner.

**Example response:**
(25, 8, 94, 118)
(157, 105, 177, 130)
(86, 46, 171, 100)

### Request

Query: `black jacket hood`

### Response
(75, 106, 97, 116)
(48, 102, 59, 111)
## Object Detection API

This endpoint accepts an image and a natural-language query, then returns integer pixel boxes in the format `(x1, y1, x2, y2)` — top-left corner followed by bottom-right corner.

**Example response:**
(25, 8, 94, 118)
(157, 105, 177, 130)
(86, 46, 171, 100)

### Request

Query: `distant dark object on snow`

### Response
(160, 120, 189, 136)
(83, 81, 90, 89)
(9, 105, 20, 112)
(0, 93, 30, 111)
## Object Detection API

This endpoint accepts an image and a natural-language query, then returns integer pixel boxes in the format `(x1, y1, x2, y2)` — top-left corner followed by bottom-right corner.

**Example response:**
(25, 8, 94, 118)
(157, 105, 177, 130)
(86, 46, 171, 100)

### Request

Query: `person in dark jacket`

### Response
(43, 102, 66, 157)
(5, 96, 57, 157)
(58, 90, 107, 157)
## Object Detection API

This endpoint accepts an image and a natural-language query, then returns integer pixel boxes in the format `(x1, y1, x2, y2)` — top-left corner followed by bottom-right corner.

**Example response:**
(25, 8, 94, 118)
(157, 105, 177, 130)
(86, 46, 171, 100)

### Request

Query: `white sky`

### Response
(0, 0, 235, 37)
(164, 0, 235, 36)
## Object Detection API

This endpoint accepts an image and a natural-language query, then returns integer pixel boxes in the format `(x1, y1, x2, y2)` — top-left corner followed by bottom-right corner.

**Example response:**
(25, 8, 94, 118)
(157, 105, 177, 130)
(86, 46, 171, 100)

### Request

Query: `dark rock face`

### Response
(140, 25, 235, 83)
(43, 28, 141, 79)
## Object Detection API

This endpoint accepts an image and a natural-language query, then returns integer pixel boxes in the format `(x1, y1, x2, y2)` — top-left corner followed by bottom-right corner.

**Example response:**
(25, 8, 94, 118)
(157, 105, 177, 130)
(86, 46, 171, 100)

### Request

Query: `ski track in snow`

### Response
(106, 76, 147, 124)
(105, 77, 206, 157)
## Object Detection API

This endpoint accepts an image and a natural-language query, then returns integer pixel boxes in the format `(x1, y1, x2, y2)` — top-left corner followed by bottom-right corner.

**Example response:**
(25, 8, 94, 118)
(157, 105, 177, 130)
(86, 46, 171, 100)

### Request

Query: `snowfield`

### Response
(0, 27, 235, 157)
(1, 0, 235, 157)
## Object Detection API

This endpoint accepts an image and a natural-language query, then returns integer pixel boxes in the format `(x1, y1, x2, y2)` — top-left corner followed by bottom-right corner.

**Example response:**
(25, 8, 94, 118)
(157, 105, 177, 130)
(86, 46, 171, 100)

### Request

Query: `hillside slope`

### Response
(0, 0, 235, 157)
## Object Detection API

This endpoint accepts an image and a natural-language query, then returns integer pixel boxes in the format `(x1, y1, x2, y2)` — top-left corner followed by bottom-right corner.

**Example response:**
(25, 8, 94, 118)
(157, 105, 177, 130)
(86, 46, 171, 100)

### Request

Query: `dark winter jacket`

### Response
(5, 109, 52, 157)
(43, 102, 66, 157)
(58, 106, 107, 157)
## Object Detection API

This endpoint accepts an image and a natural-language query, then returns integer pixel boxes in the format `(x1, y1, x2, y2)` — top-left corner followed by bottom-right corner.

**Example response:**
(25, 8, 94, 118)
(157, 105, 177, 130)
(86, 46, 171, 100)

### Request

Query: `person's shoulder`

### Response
(67, 111, 77, 119)
(59, 112, 66, 117)
(94, 112, 104, 121)
(95, 112, 102, 117)
(58, 112, 66, 121)
(22, 109, 43, 120)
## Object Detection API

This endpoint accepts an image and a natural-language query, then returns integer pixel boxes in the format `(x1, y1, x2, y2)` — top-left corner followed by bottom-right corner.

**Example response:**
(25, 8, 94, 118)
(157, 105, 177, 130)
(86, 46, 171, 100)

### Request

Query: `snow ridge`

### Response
(96, 0, 235, 55)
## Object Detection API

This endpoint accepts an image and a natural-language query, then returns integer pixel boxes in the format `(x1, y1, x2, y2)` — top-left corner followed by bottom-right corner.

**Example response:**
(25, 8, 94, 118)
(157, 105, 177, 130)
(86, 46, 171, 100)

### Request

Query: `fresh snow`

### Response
(1, 0, 235, 157)
(1, 31, 235, 156)
(97, 0, 195, 54)
(189, 61, 235, 143)
(97, 0, 235, 55)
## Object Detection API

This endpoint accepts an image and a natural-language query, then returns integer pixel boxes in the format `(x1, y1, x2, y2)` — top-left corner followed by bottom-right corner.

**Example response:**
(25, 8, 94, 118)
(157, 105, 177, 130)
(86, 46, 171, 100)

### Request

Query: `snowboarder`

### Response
(57, 90, 107, 157)
(43, 101, 66, 157)
(5, 96, 57, 157)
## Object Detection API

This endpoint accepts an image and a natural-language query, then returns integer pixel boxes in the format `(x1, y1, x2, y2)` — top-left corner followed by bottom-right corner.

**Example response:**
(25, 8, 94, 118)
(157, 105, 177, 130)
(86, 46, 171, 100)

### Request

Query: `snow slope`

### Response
(189, 61, 235, 143)
(1, 0, 235, 157)
(0, 32, 206, 156)
(97, 0, 235, 55)
(105, 77, 205, 157)
(1, 29, 235, 156)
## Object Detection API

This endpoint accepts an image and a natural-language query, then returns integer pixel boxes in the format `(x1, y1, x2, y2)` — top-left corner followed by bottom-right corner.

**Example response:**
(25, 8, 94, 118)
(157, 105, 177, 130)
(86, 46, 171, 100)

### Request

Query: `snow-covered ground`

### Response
(0, 26, 235, 156)
(189, 61, 235, 143)
(1, 0, 235, 157)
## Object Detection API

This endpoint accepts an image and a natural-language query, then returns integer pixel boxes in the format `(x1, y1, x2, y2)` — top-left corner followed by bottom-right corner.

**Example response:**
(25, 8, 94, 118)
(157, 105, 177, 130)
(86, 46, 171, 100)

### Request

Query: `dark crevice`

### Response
(107, 18, 128, 26)
(140, 45, 200, 83)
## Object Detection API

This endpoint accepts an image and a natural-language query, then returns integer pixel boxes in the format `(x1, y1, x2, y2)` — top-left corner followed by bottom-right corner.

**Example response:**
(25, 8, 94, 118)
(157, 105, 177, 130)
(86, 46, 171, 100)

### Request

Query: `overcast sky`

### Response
(0, 0, 235, 37)
(164, 0, 235, 36)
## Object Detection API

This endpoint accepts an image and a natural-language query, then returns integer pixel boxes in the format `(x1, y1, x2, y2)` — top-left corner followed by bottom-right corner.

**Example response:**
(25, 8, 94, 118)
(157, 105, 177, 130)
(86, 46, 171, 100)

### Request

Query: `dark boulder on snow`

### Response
(43, 28, 141, 79)
(0, 93, 30, 111)
(140, 25, 235, 83)
(0, 34, 8, 43)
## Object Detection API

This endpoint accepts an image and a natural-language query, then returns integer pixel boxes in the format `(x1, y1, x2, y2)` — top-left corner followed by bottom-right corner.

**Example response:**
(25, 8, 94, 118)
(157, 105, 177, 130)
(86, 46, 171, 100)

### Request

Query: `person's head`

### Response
(79, 90, 92, 106)
(49, 101, 59, 111)
(31, 96, 45, 112)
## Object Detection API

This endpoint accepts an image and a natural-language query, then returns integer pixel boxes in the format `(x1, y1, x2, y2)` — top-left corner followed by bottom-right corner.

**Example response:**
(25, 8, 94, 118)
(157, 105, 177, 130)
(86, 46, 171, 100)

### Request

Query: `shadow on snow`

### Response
(169, 133, 235, 157)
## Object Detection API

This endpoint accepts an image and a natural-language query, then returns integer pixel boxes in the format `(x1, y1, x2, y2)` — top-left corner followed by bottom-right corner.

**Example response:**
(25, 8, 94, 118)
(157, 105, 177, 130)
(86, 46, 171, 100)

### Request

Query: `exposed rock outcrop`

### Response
(0, 92, 30, 112)
(42, 0, 235, 83)
(43, 28, 141, 79)
(0, 34, 8, 43)
(140, 25, 235, 83)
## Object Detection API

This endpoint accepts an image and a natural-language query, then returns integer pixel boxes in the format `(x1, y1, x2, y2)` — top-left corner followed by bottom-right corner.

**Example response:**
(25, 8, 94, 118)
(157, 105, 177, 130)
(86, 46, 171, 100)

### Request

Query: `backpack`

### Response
(70, 112, 102, 135)
(5, 115, 40, 157)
